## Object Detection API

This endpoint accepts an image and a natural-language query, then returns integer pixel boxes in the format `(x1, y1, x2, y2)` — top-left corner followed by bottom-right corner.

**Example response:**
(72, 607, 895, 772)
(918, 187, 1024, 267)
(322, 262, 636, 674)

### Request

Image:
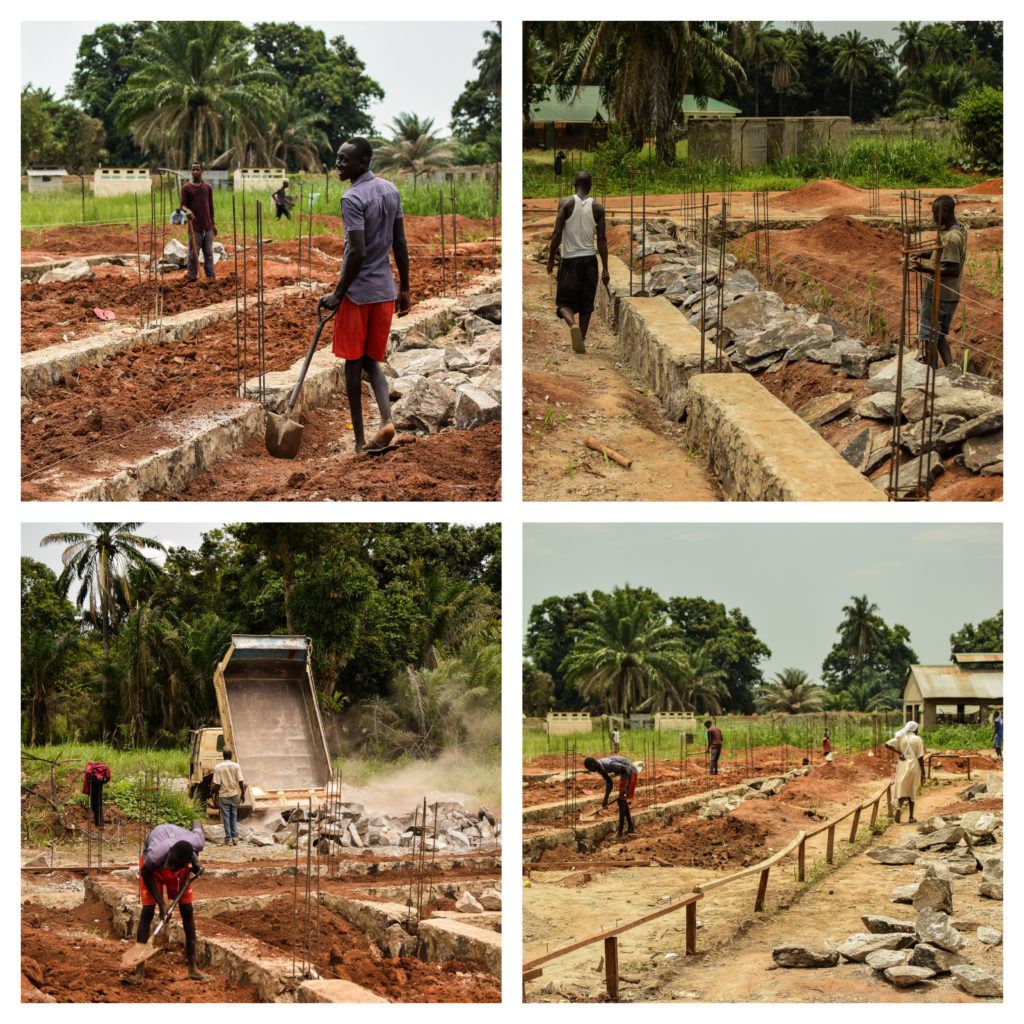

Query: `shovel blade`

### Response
(120, 941, 158, 970)
(265, 411, 304, 459)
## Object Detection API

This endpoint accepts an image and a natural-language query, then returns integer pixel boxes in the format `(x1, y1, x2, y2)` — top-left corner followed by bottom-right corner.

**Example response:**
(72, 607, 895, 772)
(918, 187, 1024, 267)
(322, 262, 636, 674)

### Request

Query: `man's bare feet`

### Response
(365, 422, 396, 451)
(188, 969, 211, 982)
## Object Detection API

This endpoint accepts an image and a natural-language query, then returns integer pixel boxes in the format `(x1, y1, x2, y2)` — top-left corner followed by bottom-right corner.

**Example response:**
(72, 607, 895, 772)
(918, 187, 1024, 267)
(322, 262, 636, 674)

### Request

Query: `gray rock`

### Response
(932, 412, 1002, 453)
(699, 794, 743, 819)
(38, 258, 96, 284)
(915, 826, 966, 850)
(884, 965, 936, 987)
(390, 347, 447, 377)
(903, 388, 1002, 423)
(841, 351, 873, 378)
(950, 964, 1002, 998)
(248, 832, 274, 848)
(390, 374, 425, 400)
(867, 356, 930, 392)
(453, 385, 501, 430)
(458, 314, 498, 341)
(723, 269, 760, 298)
(915, 908, 964, 952)
(875, 452, 943, 497)
(456, 892, 484, 914)
(392, 378, 455, 433)
(444, 345, 488, 372)
(979, 858, 1003, 900)
(892, 884, 919, 905)
(855, 392, 900, 420)
(721, 290, 786, 333)
(963, 432, 1002, 473)
(950, 371, 1000, 394)
(862, 915, 916, 935)
(867, 846, 919, 865)
(478, 888, 502, 911)
(395, 329, 435, 352)
(838, 933, 915, 962)
(772, 943, 840, 968)
(908, 943, 967, 975)
(467, 292, 501, 324)
(912, 874, 953, 914)
(977, 926, 1001, 945)
(797, 392, 855, 428)
(865, 949, 910, 971)
(812, 336, 869, 367)
(841, 428, 872, 471)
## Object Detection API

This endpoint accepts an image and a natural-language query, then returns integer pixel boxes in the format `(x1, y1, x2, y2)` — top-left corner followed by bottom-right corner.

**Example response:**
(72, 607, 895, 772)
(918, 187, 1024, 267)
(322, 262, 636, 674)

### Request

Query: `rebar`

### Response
(242, 185, 249, 398)
(307, 189, 314, 292)
(256, 201, 266, 406)
(628, 179, 634, 297)
(135, 194, 144, 329)
(640, 171, 647, 296)
(296, 183, 304, 286)
(232, 195, 240, 397)
(699, 191, 708, 373)
(715, 195, 727, 371)
(450, 177, 459, 297)
(491, 161, 499, 273)
(439, 188, 447, 298)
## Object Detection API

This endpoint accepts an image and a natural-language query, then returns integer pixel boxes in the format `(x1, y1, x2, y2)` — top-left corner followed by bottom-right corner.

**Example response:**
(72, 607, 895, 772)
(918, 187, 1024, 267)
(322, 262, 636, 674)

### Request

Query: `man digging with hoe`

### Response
(122, 819, 208, 985)
(547, 171, 609, 354)
(319, 138, 411, 455)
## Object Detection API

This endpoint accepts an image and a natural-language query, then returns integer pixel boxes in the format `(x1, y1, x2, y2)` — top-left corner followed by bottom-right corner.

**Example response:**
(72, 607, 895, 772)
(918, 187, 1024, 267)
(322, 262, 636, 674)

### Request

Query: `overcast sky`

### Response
(779, 22, 932, 43)
(21, 21, 493, 134)
(523, 524, 1002, 677)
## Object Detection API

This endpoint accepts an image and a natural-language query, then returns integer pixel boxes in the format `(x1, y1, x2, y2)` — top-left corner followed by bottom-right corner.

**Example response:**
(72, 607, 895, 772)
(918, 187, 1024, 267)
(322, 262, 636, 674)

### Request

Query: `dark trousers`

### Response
(188, 228, 216, 280)
(616, 797, 634, 835)
(709, 745, 722, 775)
(918, 302, 955, 365)
(89, 778, 105, 827)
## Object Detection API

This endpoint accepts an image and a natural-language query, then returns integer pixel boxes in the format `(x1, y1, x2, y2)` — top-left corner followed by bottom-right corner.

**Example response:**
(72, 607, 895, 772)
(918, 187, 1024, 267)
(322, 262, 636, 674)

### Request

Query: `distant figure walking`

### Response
(547, 170, 609, 354)
(272, 179, 294, 220)
(705, 719, 723, 775)
(885, 721, 925, 823)
(611, 727, 621, 753)
(554, 150, 566, 176)
(993, 712, 1003, 759)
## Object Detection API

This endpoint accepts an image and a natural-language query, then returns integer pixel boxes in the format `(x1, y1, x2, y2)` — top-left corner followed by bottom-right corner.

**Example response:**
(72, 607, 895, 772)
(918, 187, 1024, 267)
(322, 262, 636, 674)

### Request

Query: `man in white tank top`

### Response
(546, 171, 609, 354)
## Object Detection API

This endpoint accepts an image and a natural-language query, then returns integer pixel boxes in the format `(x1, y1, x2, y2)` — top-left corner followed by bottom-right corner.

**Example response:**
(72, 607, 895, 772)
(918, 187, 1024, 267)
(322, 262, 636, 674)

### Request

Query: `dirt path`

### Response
(648, 778, 1002, 1003)
(521, 257, 720, 501)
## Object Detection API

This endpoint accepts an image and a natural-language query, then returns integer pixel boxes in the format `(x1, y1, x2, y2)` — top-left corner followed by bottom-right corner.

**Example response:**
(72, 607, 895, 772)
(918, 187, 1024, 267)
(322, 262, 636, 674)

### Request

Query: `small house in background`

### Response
(93, 168, 152, 198)
(233, 168, 286, 192)
(546, 711, 592, 736)
(902, 653, 1003, 729)
(26, 167, 67, 195)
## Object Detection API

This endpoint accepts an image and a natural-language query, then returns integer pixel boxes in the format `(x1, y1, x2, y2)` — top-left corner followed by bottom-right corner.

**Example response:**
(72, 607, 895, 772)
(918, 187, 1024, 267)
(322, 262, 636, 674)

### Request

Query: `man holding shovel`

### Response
(318, 137, 411, 455)
(546, 170, 610, 354)
(583, 754, 638, 838)
(179, 163, 217, 282)
(123, 820, 208, 985)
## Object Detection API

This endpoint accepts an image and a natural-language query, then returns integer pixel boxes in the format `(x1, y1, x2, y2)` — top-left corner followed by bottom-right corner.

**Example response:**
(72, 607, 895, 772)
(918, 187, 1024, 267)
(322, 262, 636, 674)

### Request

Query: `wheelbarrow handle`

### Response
(286, 304, 336, 415)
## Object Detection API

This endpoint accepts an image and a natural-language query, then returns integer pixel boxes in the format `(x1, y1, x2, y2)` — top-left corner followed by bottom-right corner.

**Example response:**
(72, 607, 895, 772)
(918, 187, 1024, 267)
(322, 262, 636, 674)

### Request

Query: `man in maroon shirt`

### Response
(705, 720, 723, 776)
(179, 162, 216, 282)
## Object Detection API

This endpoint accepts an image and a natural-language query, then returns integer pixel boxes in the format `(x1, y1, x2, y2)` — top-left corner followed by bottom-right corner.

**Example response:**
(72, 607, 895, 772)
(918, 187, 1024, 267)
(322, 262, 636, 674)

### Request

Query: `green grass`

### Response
(523, 138, 985, 199)
(21, 175, 500, 237)
(523, 716, 991, 762)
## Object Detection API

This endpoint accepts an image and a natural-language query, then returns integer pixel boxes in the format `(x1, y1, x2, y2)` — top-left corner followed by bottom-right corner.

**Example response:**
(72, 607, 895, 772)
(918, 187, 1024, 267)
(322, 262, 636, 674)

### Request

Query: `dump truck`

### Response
(188, 634, 335, 817)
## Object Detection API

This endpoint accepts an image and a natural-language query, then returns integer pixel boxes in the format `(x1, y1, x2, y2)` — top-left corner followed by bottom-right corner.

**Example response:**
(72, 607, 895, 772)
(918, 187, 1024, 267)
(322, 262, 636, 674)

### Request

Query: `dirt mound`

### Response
(961, 177, 1003, 195)
(777, 179, 866, 214)
(798, 213, 901, 258)
(613, 815, 770, 869)
(934, 797, 1003, 816)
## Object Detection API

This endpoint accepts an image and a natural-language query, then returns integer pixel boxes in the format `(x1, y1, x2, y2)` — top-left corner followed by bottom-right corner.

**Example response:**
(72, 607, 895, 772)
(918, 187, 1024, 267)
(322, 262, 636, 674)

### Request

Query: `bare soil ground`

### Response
(525, 763, 1002, 1003)
(521, 258, 720, 501)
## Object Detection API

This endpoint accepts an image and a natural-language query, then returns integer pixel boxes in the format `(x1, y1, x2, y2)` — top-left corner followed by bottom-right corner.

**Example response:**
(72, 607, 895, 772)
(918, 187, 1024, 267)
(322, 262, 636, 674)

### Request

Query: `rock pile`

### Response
(698, 767, 810, 818)
(245, 800, 501, 855)
(157, 237, 229, 272)
(631, 227, 1001, 482)
(386, 293, 501, 434)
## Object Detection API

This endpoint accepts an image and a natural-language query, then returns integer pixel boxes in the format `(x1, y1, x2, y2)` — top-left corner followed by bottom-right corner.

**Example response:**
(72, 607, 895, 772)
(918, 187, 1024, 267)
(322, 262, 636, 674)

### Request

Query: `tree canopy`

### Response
(949, 610, 1002, 656)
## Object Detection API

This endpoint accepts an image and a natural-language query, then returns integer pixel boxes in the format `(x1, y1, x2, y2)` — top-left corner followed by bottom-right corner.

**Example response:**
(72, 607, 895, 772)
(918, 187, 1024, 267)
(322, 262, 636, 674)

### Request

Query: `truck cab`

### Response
(188, 726, 224, 807)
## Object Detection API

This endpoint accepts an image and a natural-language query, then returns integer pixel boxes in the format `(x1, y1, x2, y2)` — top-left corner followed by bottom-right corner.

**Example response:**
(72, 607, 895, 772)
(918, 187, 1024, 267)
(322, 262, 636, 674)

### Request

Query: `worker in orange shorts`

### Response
(319, 137, 411, 455)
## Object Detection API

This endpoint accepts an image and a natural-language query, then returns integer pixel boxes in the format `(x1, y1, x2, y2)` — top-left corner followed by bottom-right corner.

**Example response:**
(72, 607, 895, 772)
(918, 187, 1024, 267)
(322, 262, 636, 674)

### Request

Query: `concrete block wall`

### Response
(93, 168, 152, 197)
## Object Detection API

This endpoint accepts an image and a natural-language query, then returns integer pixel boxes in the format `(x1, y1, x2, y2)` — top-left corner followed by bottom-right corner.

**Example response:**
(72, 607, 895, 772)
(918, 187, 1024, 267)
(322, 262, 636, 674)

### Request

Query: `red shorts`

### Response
(618, 771, 638, 800)
(139, 856, 194, 906)
(332, 297, 394, 361)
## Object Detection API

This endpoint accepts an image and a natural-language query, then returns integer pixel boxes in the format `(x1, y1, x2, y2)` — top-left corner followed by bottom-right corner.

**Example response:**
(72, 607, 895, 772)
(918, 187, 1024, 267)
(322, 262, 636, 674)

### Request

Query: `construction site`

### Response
(22, 187, 501, 502)
(523, 177, 1002, 503)
(22, 627, 502, 1004)
(522, 725, 1002, 1002)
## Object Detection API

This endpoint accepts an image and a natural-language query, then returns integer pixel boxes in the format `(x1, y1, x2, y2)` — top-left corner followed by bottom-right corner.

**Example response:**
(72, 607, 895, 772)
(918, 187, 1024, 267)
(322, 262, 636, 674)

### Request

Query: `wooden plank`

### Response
(685, 901, 697, 955)
(826, 824, 835, 864)
(695, 831, 804, 895)
(848, 806, 862, 844)
(754, 867, 770, 912)
(797, 838, 806, 882)
(522, 892, 702, 971)
(604, 936, 619, 1001)
(522, 968, 544, 983)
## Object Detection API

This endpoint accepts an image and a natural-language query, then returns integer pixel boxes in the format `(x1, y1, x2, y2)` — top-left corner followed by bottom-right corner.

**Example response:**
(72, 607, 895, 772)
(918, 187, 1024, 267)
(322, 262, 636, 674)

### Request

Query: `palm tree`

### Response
(551, 22, 743, 164)
(829, 679, 895, 712)
(756, 668, 825, 714)
(41, 523, 165, 737)
(921, 23, 959, 66)
(730, 22, 774, 117)
(114, 21, 282, 167)
(409, 561, 495, 667)
(896, 65, 972, 120)
(262, 93, 331, 172)
(560, 587, 691, 716)
(677, 648, 730, 715)
(838, 595, 886, 692)
(373, 113, 454, 190)
(833, 30, 874, 119)
(894, 22, 927, 77)
(23, 627, 79, 746)
(475, 26, 502, 96)
(770, 34, 803, 116)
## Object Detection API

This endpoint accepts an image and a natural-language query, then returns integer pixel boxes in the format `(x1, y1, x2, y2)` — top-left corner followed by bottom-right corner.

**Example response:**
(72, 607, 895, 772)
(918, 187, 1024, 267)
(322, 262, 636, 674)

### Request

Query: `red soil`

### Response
(933, 798, 1003, 816)
(21, 901, 257, 1003)
(614, 815, 770, 869)
(153, 418, 502, 503)
(776, 178, 867, 215)
(961, 177, 1003, 195)
(215, 896, 499, 1002)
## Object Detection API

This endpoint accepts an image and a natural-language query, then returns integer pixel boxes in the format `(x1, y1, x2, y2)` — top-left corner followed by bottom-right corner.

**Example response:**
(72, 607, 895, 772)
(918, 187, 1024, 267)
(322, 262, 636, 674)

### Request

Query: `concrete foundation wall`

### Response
(685, 374, 885, 501)
(418, 918, 502, 976)
(93, 169, 151, 197)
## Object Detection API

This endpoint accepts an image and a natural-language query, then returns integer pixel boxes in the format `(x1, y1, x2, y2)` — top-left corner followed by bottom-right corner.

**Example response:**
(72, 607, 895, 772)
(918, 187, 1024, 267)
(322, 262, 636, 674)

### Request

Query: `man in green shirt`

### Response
(913, 195, 967, 368)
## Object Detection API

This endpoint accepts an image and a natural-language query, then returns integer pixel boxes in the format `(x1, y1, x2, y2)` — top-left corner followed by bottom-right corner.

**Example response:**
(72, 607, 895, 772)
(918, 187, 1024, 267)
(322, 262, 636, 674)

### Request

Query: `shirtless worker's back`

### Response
(547, 171, 609, 354)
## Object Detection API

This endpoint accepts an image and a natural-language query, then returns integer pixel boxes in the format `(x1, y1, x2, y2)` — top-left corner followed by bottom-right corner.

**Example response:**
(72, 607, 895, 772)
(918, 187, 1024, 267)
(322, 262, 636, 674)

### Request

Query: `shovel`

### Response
(120, 874, 196, 969)
(265, 304, 336, 459)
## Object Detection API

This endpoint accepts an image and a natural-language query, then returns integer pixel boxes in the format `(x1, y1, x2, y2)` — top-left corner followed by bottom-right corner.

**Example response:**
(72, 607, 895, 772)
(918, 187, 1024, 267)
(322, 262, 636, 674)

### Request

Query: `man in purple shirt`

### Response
(179, 162, 217, 282)
(124, 820, 208, 985)
(319, 137, 411, 454)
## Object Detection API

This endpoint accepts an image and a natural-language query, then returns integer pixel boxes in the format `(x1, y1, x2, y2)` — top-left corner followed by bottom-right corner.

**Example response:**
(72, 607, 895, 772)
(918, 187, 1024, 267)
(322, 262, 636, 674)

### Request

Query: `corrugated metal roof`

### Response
(906, 665, 1003, 701)
(528, 86, 739, 124)
(952, 652, 1003, 665)
(27, 167, 67, 176)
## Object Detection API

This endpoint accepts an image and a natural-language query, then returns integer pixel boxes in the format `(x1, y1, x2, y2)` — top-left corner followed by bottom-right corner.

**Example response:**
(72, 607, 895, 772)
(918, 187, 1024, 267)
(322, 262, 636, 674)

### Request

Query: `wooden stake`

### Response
(585, 437, 632, 468)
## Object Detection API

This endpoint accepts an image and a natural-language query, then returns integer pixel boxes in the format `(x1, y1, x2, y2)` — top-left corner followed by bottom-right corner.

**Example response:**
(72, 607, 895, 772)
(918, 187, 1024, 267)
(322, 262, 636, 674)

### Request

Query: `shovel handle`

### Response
(286, 304, 336, 414)
(151, 873, 196, 940)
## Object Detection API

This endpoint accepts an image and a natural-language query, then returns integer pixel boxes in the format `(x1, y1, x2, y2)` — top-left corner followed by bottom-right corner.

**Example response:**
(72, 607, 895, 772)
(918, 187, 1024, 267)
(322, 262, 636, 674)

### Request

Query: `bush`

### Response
(953, 87, 1003, 172)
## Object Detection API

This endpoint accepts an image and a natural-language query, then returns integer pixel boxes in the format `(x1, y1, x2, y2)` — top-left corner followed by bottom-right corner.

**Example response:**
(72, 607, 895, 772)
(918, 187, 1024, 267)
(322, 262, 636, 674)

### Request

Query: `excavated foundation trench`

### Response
(23, 858, 502, 1003)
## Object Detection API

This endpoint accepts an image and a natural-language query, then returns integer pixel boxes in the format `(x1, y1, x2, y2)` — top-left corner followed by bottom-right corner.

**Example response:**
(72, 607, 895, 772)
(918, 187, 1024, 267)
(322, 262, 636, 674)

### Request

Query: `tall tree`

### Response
(832, 30, 874, 118)
(770, 33, 803, 115)
(823, 614, 916, 703)
(950, 610, 1003, 656)
(373, 113, 454, 189)
(756, 668, 826, 714)
(894, 22, 927, 77)
(560, 586, 690, 715)
(114, 21, 281, 167)
(451, 24, 501, 162)
(251, 23, 384, 164)
(837, 595, 885, 690)
(523, 593, 593, 707)
(41, 523, 165, 737)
